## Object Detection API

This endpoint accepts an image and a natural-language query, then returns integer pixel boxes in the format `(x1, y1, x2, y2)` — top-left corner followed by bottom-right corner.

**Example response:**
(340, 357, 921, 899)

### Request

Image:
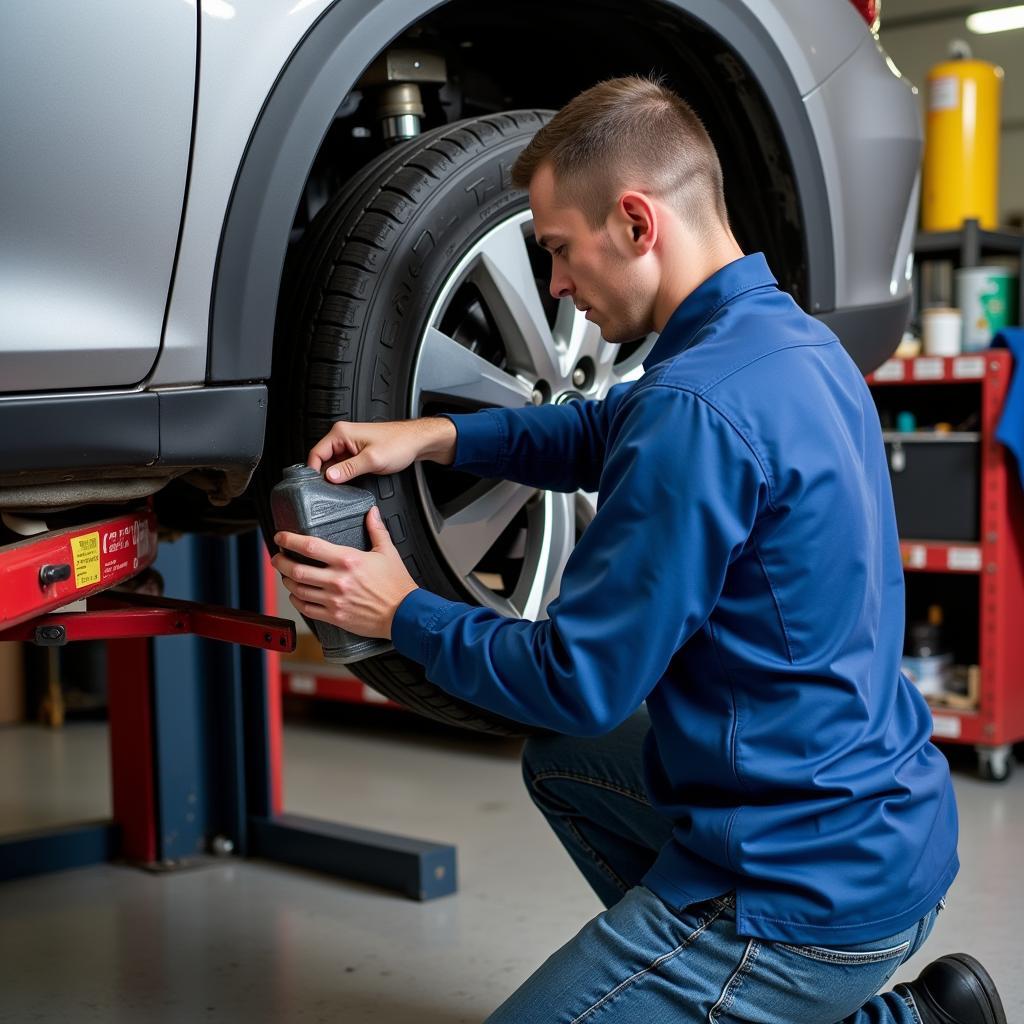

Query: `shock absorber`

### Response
(360, 49, 447, 144)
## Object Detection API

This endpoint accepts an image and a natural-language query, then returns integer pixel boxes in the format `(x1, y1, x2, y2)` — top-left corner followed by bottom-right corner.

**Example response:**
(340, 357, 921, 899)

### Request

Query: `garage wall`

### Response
(880, 6, 1024, 225)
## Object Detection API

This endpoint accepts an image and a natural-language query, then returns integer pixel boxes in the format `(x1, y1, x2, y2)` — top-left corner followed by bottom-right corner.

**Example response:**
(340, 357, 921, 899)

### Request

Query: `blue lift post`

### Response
(229, 530, 459, 901)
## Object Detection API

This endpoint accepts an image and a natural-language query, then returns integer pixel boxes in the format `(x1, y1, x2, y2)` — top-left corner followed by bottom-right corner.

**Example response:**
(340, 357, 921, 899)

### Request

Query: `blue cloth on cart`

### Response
(992, 328, 1024, 493)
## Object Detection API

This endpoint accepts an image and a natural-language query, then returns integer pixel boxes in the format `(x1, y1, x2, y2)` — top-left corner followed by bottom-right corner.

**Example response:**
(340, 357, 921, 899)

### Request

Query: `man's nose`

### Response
(549, 271, 573, 301)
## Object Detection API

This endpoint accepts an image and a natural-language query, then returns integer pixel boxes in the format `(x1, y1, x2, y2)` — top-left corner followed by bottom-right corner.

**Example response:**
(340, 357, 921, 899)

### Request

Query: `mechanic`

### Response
(272, 77, 1006, 1024)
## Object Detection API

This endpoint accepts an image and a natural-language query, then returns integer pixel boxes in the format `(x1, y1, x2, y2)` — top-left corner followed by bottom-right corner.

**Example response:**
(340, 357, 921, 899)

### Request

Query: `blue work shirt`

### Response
(392, 252, 959, 945)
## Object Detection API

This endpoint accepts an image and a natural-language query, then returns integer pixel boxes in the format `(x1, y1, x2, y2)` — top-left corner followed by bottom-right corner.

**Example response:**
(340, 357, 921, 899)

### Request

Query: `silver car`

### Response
(0, 0, 920, 731)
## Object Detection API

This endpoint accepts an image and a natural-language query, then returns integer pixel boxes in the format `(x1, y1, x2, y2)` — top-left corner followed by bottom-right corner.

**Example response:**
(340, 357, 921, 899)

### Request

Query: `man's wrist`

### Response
(418, 416, 458, 466)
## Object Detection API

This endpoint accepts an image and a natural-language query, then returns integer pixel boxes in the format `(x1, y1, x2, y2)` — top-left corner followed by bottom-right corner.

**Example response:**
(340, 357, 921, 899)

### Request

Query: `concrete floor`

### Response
(0, 712, 1021, 1023)
(0, 718, 111, 833)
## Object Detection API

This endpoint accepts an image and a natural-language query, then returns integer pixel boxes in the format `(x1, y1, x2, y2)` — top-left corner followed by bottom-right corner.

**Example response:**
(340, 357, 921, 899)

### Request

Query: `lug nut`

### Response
(532, 388, 544, 405)
(572, 368, 587, 387)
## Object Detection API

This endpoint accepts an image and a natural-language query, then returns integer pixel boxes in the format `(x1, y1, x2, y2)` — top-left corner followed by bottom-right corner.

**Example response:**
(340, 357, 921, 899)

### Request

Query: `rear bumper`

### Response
(803, 33, 921, 341)
(816, 294, 911, 374)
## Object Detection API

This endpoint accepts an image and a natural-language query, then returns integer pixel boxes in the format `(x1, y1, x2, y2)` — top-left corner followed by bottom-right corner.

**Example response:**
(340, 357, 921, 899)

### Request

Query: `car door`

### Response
(0, 1, 196, 393)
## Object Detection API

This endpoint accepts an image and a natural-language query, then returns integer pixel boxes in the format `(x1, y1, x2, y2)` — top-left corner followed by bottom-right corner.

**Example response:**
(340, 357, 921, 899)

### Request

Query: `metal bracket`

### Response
(0, 590, 296, 653)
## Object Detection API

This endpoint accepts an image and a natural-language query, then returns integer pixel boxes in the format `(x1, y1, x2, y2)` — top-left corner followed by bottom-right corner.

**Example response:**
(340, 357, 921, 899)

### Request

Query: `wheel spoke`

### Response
(509, 490, 575, 621)
(434, 478, 536, 577)
(606, 332, 658, 381)
(417, 327, 534, 410)
(470, 221, 561, 384)
(577, 489, 598, 524)
(595, 336, 618, 371)
(554, 299, 602, 377)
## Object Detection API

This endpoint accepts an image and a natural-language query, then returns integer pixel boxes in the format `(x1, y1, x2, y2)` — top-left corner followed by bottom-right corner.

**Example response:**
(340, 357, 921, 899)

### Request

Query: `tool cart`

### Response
(867, 220, 1024, 780)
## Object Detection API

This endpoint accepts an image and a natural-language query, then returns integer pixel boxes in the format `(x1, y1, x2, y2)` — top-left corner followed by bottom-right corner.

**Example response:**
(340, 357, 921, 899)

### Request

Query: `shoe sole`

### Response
(943, 953, 1007, 1024)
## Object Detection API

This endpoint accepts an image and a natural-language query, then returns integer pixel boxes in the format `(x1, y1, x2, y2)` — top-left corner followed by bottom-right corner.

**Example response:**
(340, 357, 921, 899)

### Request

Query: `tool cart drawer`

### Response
(882, 431, 980, 540)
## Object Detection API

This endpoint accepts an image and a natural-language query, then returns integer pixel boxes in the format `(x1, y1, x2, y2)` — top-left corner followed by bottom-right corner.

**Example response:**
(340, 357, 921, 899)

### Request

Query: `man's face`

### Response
(529, 164, 655, 344)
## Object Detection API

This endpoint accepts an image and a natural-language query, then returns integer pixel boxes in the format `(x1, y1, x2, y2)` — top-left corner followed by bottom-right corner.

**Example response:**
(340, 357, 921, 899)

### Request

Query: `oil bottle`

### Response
(270, 464, 394, 664)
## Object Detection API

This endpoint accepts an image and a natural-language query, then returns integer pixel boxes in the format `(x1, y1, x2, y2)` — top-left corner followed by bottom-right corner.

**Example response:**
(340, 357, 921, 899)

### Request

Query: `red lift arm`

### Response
(0, 506, 295, 652)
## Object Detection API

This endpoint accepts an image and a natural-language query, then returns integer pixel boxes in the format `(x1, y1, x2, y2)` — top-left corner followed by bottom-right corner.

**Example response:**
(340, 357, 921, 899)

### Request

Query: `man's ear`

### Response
(616, 191, 657, 256)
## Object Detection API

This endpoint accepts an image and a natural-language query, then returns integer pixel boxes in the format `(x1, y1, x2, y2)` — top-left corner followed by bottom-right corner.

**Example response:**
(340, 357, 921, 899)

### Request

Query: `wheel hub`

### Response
(555, 390, 586, 405)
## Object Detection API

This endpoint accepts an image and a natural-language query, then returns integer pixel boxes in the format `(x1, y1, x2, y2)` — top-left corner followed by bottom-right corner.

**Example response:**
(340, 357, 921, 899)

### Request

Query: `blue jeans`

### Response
(487, 709, 944, 1023)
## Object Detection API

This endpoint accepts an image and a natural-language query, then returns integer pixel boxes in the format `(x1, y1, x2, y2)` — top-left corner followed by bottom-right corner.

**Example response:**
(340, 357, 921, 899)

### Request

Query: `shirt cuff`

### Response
(391, 587, 465, 664)
(441, 410, 508, 474)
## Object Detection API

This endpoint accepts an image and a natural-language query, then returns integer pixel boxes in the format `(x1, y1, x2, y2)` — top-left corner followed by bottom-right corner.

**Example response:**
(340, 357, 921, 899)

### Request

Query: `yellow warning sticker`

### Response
(70, 532, 101, 588)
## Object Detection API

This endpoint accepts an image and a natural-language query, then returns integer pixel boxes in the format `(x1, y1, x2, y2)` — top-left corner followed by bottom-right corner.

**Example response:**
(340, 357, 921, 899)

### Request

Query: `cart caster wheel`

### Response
(976, 744, 1015, 783)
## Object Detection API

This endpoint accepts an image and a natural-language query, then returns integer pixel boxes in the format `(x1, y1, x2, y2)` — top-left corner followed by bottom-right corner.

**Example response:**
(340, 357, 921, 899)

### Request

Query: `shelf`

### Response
(881, 431, 979, 443)
(867, 353, 1001, 385)
(900, 540, 982, 574)
(915, 225, 1024, 258)
(914, 219, 1024, 276)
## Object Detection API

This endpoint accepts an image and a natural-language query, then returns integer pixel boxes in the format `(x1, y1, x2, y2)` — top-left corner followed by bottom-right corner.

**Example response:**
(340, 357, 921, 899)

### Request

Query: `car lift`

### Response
(0, 503, 456, 900)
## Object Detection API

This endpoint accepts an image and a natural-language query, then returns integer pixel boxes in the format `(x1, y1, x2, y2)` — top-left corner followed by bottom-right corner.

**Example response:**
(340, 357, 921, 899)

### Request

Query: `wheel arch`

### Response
(209, 0, 836, 385)
(208, 0, 450, 384)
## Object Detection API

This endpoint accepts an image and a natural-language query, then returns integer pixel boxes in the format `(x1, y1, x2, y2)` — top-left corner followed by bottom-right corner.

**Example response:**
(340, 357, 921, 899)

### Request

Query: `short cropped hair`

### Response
(511, 76, 728, 236)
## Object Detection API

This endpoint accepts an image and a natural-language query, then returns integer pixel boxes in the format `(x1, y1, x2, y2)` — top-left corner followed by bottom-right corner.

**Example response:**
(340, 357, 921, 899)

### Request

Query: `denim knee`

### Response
(522, 732, 595, 804)
(521, 732, 580, 787)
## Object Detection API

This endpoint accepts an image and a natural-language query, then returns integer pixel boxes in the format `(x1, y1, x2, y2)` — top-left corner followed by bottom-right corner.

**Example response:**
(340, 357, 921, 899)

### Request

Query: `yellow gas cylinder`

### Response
(921, 56, 1003, 231)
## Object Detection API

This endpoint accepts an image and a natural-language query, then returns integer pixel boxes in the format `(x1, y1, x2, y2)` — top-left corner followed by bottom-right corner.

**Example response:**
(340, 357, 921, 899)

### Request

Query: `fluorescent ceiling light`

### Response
(967, 5, 1024, 33)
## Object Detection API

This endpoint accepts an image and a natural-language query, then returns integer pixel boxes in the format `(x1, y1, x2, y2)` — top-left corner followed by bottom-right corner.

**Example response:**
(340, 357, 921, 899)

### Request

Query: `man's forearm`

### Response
(441, 402, 610, 493)
(417, 384, 628, 491)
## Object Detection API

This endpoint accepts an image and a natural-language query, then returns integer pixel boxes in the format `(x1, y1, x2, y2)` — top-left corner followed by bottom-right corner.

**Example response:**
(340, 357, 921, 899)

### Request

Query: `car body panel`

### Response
(0, 0, 196, 393)
(152, 0, 341, 386)
(741, 0, 866, 98)
(0, 0, 923, 502)
(193, 0, 882, 388)
(0, 0, 904, 392)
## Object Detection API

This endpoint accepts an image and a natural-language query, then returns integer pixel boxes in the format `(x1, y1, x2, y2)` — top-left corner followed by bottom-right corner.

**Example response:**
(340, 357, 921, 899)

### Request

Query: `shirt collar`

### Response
(641, 252, 778, 371)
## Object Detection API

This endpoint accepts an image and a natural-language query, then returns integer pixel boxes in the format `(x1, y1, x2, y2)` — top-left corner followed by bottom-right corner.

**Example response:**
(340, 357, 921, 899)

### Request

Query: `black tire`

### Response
(260, 111, 558, 736)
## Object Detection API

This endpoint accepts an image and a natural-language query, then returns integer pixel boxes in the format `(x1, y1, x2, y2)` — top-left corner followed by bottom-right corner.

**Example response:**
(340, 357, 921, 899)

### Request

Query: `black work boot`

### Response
(901, 953, 1006, 1024)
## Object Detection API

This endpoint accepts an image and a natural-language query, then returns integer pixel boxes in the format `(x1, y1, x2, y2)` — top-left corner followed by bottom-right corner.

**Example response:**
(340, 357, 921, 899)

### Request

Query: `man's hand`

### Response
(307, 417, 457, 484)
(271, 507, 418, 639)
